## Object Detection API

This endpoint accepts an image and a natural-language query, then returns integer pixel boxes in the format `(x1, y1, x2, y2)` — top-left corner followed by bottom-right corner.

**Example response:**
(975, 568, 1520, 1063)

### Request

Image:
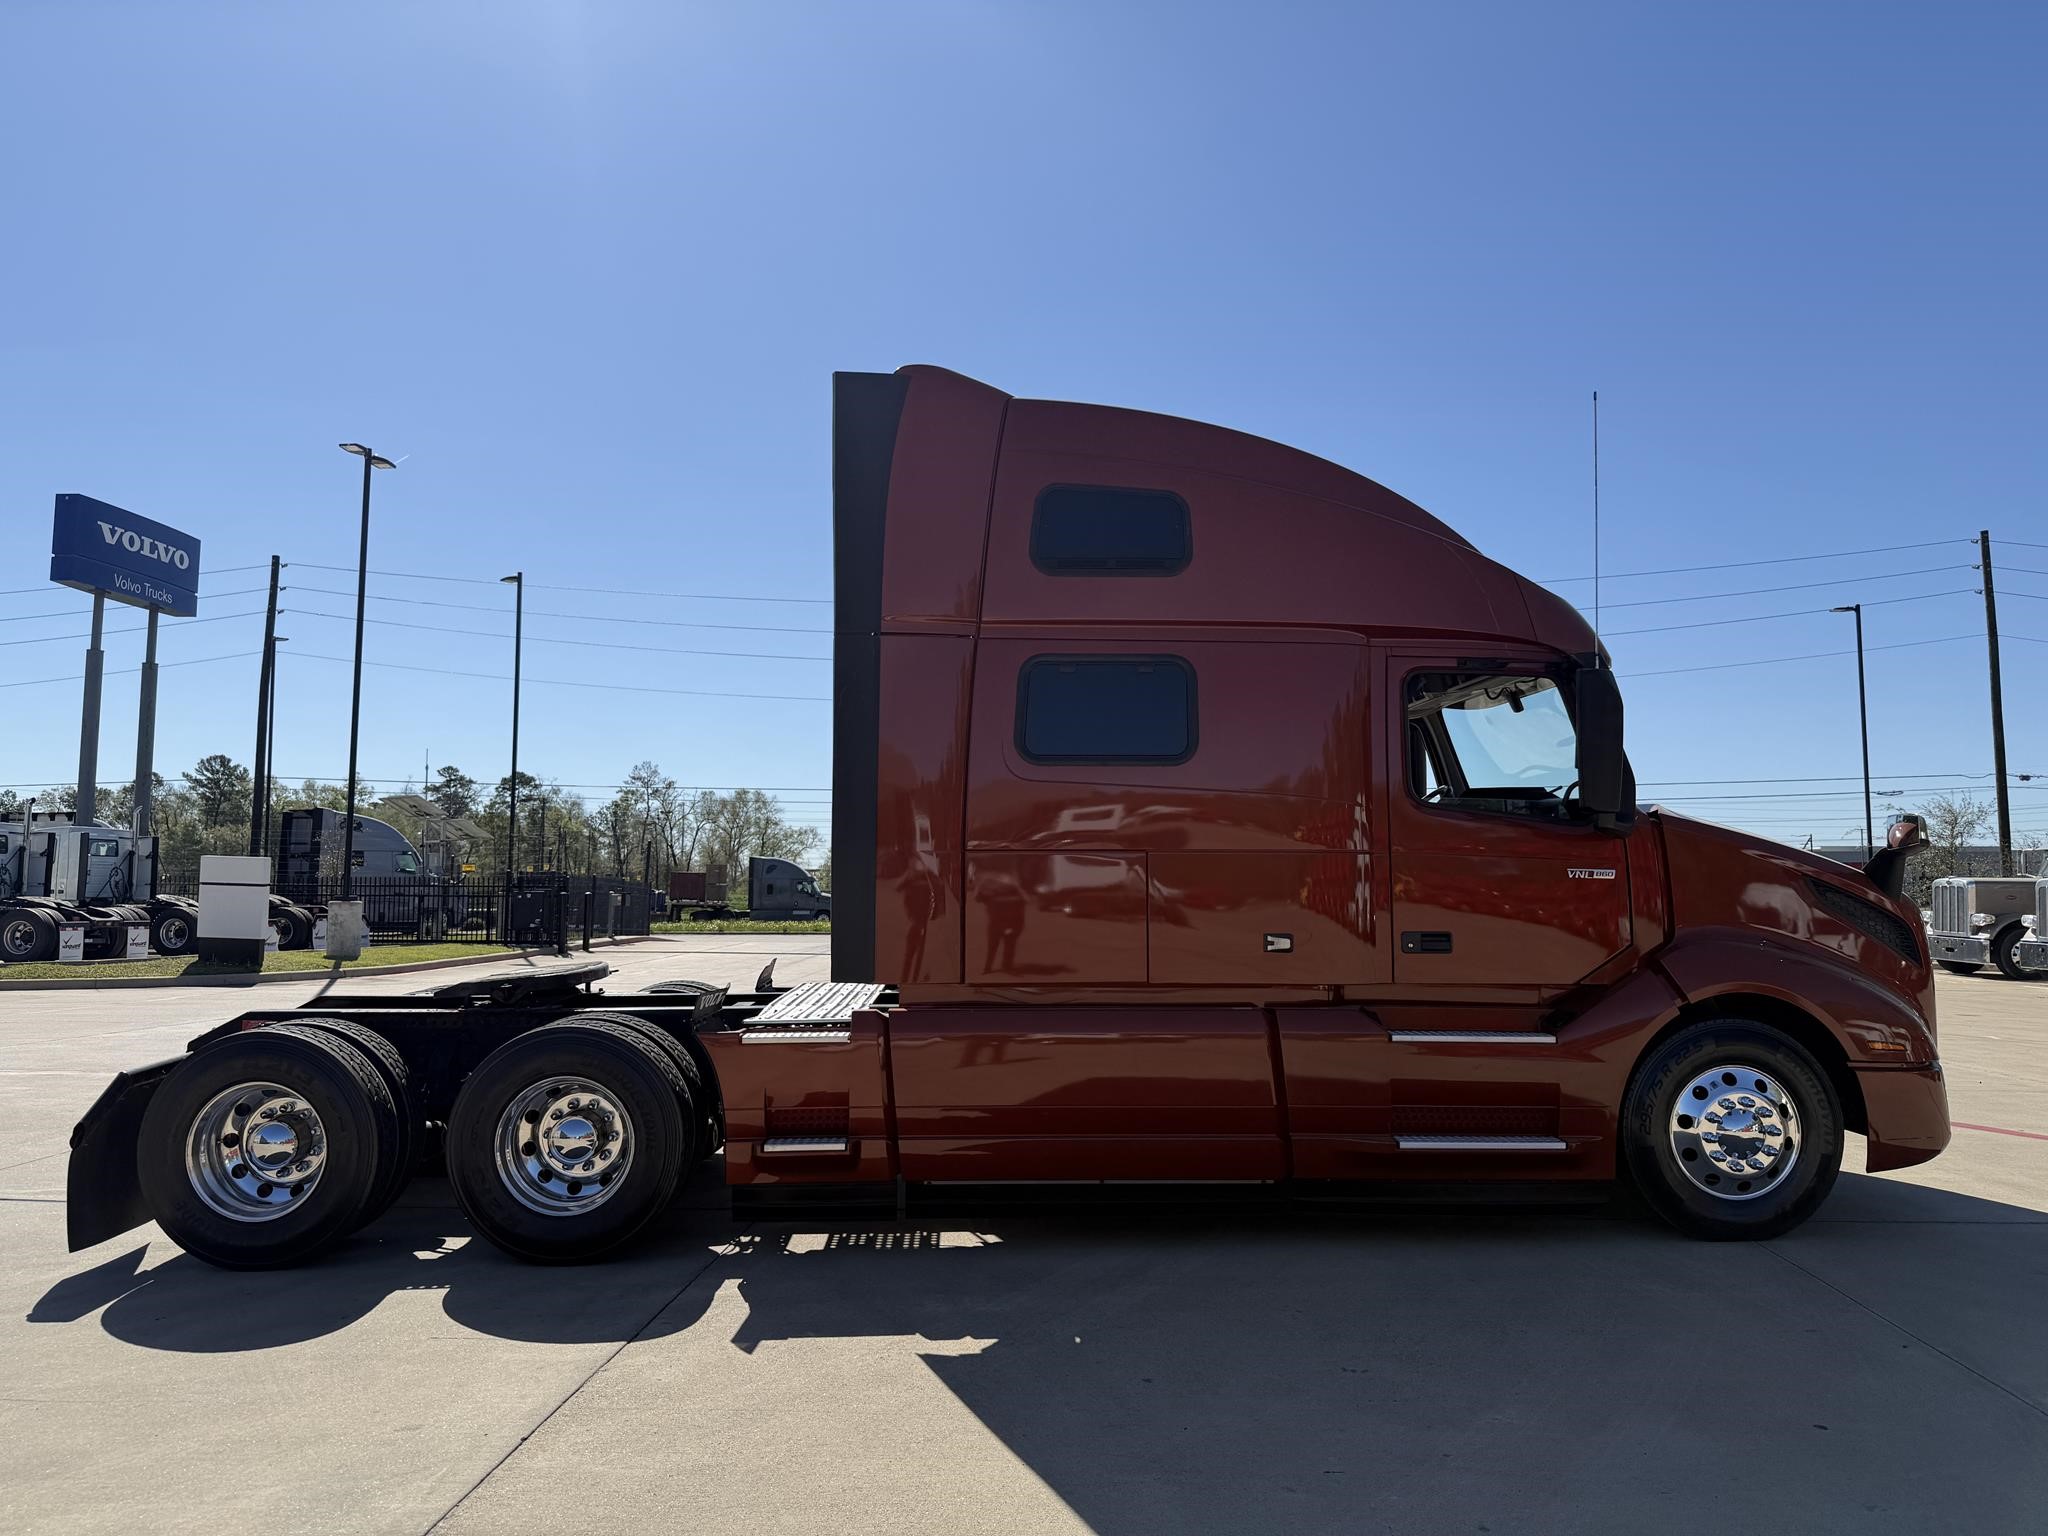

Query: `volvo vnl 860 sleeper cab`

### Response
(65, 365, 1949, 1268)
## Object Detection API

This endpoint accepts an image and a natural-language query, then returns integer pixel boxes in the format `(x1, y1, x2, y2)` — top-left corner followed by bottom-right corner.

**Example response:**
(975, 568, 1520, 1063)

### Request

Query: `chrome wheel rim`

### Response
(185, 1081, 329, 1222)
(494, 1078, 634, 1216)
(4, 919, 37, 957)
(1669, 1064, 1802, 1200)
(159, 916, 189, 949)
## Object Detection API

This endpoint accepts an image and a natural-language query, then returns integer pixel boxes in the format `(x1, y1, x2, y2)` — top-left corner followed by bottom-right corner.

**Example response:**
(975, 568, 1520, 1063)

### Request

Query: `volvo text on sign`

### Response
(49, 494, 202, 616)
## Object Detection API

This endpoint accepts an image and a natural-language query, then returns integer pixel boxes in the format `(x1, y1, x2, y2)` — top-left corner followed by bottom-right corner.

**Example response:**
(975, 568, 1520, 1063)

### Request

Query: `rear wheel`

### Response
(447, 1019, 692, 1263)
(136, 1025, 399, 1268)
(150, 906, 196, 956)
(274, 905, 315, 951)
(293, 1018, 417, 1228)
(3, 910, 58, 963)
(1621, 1019, 1842, 1240)
(1992, 926, 2040, 981)
(1937, 960, 1981, 976)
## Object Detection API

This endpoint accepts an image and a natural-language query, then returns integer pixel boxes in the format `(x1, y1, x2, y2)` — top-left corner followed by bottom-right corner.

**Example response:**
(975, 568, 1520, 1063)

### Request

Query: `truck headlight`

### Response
(1970, 913, 1996, 931)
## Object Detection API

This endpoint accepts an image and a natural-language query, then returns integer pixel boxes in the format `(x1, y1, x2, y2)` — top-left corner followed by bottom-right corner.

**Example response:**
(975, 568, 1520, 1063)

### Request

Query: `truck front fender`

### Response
(66, 1057, 181, 1252)
(1652, 925, 1937, 1066)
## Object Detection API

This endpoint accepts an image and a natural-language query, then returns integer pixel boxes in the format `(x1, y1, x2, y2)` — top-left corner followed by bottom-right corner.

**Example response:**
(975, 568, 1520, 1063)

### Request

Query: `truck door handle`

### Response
(1401, 931, 1454, 955)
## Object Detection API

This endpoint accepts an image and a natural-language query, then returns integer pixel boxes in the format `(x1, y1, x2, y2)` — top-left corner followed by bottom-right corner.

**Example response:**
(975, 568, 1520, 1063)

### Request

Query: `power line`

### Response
(1540, 538, 1967, 585)
(0, 606, 268, 646)
(1621, 633, 1977, 678)
(0, 586, 268, 624)
(1993, 565, 2048, 578)
(1596, 565, 1975, 612)
(290, 560, 833, 605)
(0, 650, 260, 690)
(1652, 783, 2048, 804)
(1602, 587, 1975, 638)
(284, 648, 831, 702)
(284, 604, 830, 661)
(289, 583, 832, 634)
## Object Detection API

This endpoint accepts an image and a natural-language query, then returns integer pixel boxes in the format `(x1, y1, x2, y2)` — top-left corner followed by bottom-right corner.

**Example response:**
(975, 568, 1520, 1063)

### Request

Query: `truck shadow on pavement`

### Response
(35, 1172, 2048, 1533)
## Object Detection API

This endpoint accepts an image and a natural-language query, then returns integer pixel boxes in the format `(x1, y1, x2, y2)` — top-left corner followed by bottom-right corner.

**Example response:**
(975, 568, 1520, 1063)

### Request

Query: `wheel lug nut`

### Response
(567, 1098, 581, 1111)
(581, 1161, 595, 1174)
(550, 1109, 564, 1121)
(599, 1149, 611, 1161)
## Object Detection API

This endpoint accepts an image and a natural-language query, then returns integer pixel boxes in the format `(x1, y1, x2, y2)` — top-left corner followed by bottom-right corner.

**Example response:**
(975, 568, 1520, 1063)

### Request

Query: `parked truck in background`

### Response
(0, 815, 197, 961)
(65, 363, 1949, 1271)
(1927, 876, 2043, 980)
(2011, 879, 2048, 974)
(667, 858, 830, 921)
(275, 807, 466, 938)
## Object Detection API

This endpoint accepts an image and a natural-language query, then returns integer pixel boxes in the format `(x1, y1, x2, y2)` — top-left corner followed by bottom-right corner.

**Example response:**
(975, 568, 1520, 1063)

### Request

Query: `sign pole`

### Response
(76, 592, 106, 829)
(133, 607, 160, 837)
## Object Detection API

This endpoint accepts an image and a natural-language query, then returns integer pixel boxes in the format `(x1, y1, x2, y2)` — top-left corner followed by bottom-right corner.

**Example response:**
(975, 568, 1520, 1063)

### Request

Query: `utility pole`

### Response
(337, 444, 396, 899)
(501, 572, 524, 877)
(1979, 530, 2013, 875)
(1830, 603, 1873, 859)
(248, 555, 281, 855)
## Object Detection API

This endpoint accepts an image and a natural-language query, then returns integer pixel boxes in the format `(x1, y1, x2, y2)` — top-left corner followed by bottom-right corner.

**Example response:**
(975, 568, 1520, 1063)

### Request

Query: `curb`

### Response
(0, 934, 660, 992)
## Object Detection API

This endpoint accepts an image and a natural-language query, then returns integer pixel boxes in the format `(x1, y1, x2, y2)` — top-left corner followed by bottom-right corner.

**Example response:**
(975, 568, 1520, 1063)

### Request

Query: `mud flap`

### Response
(66, 1057, 182, 1252)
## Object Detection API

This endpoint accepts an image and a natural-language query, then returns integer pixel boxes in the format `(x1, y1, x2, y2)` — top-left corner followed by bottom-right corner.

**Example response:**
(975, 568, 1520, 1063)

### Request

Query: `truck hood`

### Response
(1650, 805, 1927, 961)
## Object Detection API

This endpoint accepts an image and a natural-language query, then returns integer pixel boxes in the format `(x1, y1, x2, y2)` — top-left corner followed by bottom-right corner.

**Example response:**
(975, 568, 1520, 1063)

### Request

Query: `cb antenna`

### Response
(1592, 389, 1601, 642)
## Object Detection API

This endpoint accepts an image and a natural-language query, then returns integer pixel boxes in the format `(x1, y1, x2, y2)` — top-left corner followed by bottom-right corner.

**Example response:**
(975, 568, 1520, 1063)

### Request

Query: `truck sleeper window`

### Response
(1017, 655, 1196, 764)
(1407, 671, 1577, 819)
(1031, 486, 1191, 574)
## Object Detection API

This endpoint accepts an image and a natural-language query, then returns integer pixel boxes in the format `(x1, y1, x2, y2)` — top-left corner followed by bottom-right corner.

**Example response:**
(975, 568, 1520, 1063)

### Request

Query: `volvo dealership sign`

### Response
(50, 494, 202, 616)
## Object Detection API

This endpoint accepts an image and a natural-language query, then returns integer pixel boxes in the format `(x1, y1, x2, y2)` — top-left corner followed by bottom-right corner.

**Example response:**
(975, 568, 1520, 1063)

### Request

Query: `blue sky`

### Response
(2, 1, 2042, 849)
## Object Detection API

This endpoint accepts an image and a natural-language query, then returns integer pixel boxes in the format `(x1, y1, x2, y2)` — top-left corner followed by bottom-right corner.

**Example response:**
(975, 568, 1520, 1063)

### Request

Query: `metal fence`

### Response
(154, 866, 653, 949)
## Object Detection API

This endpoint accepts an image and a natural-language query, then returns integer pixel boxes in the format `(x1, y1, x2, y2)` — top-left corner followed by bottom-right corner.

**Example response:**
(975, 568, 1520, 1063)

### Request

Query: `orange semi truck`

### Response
(65, 366, 1947, 1267)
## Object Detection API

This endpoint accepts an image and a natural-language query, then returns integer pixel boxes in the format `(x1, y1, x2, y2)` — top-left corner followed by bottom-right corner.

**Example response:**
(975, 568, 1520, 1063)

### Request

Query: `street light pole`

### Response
(338, 444, 396, 899)
(501, 572, 523, 878)
(1832, 603, 1873, 859)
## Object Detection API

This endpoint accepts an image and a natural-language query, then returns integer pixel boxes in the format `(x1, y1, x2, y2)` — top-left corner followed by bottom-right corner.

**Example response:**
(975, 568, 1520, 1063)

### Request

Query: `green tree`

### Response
(429, 765, 479, 819)
(187, 754, 253, 829)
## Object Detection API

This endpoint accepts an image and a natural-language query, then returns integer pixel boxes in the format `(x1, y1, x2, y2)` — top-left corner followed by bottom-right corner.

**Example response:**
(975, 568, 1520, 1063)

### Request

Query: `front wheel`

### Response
(1621, 1020, 1842, 1240)
(150, 905, 196, 956)
(1992, 926, 2040, 981)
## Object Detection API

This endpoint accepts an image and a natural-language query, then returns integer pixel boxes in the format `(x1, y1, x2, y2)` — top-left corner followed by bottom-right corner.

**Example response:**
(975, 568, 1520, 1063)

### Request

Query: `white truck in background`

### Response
(1927, 875, 2043, 980)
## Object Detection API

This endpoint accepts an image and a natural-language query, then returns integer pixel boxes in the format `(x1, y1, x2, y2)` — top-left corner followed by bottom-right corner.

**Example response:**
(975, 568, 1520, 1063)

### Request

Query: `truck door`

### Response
(1386, 653, 1631, 990)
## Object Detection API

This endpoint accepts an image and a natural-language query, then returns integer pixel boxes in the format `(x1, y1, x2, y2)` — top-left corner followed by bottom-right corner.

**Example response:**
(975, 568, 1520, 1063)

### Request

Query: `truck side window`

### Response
(1017, 655, 1197, 764)
(395, 852, 419, 874)
(1406, 671, 1577, 820)
(1031, 486, 1191, 575)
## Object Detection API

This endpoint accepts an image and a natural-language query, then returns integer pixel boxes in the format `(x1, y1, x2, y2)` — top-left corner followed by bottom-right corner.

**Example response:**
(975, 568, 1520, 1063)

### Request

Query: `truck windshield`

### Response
(395, 852, 420, 874)
(1408, 672, 1578, 817)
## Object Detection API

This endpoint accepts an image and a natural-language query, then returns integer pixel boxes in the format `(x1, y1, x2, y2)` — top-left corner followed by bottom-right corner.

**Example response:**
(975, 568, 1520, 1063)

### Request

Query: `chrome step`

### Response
(1388, 1031, 1557, 1043)
(741, 1029, 853, 1045)
(761, 1136, 850, 1155)
(1395, 1134, 1568, 1151)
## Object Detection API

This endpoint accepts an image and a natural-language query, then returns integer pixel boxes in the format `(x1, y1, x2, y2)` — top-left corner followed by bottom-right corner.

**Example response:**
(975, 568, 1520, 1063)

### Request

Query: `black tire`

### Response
(447, 1019, 692, 1263)
(1992, 926, 2040, 981)
(1937, 960, 1981, 976)
(591, 1009, 722, 1167)
(1621, 1019, 1843, 1241)
(150, 906, 196, 957)
(135, 1024, 399, 1269)
(293, 1018, 417, 1228)
(276, 901, 315, 950)
(647, 978, 722, 997)
(3, 909, 58, 962)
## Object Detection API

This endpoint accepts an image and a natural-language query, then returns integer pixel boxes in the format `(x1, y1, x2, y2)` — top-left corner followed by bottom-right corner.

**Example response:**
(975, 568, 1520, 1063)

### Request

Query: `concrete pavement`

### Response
(2, 940, 2044, 1534)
